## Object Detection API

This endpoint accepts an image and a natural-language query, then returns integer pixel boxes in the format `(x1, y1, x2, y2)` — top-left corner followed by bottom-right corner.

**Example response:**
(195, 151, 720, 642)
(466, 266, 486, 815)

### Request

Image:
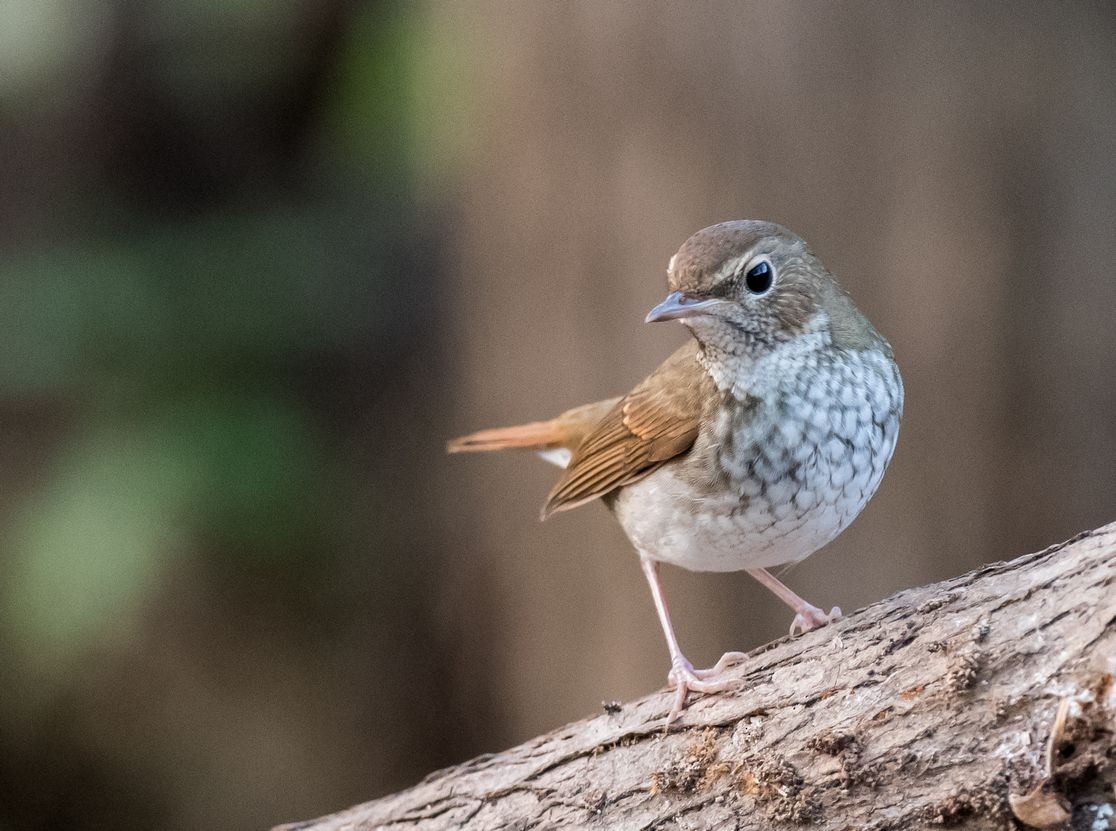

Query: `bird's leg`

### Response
(747, 567, 842, 636)
(640, 558, 746, 723)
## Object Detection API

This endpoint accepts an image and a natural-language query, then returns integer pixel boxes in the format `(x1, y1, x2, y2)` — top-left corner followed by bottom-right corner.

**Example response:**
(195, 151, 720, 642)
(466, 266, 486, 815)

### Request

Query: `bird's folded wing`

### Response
(542, 341, 713, 517)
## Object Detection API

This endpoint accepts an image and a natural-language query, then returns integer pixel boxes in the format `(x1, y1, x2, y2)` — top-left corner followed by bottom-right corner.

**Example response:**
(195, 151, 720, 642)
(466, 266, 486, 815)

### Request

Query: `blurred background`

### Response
(0, 1, 1113, 828)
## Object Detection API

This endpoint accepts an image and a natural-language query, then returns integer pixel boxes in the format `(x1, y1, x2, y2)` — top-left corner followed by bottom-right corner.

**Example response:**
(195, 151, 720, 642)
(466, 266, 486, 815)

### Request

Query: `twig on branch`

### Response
(277, 523, 1116, 830)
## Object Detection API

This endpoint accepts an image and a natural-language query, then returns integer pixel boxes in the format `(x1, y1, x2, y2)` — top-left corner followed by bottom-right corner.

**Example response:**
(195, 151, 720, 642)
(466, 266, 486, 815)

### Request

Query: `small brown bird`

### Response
(449, 220, 902, 721)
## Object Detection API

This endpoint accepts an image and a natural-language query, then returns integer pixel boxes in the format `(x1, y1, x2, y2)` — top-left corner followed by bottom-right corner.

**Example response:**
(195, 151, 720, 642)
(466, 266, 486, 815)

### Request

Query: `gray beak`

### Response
(645, 291, 723, 323)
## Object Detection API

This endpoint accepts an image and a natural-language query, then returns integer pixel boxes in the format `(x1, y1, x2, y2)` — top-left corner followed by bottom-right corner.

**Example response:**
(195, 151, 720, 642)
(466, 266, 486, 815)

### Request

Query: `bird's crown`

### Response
(667, 220, 807, 296)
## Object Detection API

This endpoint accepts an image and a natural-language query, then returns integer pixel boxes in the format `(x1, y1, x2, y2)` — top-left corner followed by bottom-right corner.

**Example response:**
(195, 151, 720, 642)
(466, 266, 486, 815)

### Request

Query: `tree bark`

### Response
(277, 523, 1116, 830)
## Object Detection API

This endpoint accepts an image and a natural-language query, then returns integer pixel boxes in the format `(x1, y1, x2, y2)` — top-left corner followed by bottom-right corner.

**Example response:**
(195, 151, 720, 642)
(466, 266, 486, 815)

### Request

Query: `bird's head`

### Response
(646, 220, 878, 356)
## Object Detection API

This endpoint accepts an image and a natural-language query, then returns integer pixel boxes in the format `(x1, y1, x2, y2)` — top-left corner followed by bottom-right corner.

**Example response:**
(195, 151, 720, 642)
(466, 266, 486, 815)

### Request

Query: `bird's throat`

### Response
(696, 325, 832, 402)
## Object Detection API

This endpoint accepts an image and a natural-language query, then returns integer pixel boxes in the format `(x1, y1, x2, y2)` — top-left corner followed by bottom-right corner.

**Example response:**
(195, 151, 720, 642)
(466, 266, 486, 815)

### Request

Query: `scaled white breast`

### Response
(613, 340, 901, 573)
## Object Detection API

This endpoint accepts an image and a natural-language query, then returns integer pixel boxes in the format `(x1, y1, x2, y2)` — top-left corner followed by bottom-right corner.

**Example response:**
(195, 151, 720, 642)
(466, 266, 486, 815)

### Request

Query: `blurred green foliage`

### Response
(0, 2, 455, 826)
(0, 198, 412, 680)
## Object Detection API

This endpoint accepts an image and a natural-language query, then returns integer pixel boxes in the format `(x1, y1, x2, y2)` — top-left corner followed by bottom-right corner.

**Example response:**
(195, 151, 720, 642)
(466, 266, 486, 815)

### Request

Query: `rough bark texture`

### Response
(278, 524, 1116, 831)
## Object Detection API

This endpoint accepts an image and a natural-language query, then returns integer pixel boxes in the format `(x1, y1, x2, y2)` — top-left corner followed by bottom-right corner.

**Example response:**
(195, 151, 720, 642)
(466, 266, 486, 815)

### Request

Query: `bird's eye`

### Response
(745, 260, 773, 294)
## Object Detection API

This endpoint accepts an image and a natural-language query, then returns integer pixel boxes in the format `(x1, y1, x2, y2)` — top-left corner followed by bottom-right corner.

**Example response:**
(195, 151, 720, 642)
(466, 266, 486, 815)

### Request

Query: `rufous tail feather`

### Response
(446, 420, 566, 454)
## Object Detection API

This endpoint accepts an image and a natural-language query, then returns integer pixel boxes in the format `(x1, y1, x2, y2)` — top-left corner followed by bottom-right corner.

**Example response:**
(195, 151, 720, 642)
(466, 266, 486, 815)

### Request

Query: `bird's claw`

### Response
(790, 604, 842, 636)
(665, 652, 747, 724)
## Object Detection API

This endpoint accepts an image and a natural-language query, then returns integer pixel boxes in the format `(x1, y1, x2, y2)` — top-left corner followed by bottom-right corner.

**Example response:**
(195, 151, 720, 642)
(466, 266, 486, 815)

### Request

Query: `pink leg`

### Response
(640, 558, 746, 723)
(747, 567, 842, 636)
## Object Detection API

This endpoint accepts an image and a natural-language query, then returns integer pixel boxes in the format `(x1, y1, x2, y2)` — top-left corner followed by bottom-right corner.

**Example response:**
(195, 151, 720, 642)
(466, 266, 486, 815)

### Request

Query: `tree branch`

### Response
(277, 523, 1116, 830)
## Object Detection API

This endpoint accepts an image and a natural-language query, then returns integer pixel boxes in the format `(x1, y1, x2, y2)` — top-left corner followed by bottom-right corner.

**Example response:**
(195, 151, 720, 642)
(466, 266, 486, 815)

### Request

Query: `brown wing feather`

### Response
(542, 341, 714, 517)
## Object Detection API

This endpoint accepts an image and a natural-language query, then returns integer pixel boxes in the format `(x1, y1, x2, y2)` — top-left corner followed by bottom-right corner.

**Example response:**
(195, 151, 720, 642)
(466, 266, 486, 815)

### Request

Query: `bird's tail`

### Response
(446, 419, 567, 454)
(446, 396, 622, 456)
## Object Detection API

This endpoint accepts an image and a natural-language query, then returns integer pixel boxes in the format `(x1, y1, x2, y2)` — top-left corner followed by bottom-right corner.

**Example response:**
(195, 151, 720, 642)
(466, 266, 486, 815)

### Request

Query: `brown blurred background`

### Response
(0, 2, 1113, 829)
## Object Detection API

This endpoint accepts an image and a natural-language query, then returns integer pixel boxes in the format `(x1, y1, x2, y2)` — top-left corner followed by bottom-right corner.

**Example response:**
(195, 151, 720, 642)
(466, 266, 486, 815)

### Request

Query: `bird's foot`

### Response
(789, 604, 842, 636)
(665, 652, 747, 724)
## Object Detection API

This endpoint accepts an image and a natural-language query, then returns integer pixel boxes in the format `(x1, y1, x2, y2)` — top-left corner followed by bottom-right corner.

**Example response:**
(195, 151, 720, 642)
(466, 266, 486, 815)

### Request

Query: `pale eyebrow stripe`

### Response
(713, 251, 755, 283)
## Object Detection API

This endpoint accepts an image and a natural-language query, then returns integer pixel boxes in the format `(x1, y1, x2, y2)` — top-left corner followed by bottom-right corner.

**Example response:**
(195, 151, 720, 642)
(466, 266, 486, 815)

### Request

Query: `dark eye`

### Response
(745, 260, 773, 294)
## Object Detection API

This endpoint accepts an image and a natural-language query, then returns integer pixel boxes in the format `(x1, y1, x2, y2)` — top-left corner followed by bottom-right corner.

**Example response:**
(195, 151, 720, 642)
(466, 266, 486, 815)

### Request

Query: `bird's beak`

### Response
(645, 291, 723, 323)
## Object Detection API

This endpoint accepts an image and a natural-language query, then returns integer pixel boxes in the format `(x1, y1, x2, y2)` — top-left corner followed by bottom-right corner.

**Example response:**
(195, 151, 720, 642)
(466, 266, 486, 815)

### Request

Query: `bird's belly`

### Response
(613, 412, 899, 572)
